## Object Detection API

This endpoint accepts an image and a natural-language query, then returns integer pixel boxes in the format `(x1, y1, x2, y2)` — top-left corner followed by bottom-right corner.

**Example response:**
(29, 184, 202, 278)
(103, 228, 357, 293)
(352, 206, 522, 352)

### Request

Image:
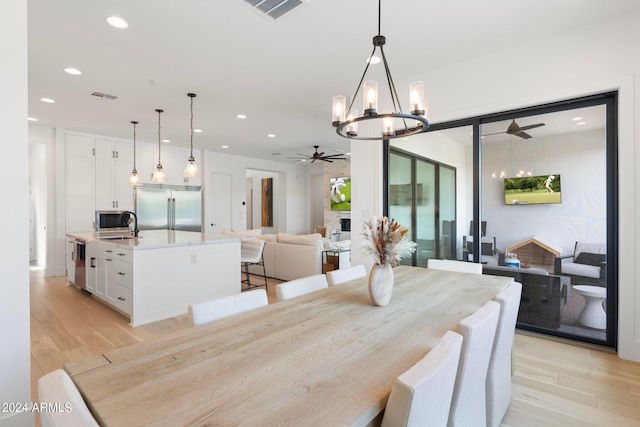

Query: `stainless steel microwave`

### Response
(95, 210, 130, 232)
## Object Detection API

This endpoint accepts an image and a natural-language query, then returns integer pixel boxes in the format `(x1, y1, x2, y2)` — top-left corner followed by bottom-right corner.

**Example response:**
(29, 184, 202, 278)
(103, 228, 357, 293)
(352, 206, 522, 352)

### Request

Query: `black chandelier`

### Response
(332, 0, 429, 140)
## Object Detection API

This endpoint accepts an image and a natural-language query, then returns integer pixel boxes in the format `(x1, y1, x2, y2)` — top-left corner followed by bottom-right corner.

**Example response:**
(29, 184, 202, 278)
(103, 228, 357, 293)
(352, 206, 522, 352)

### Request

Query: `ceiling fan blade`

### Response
(518, 123, 545, 131)
(321, 153, 347, 158)
(481, 131, 506, 137)
(318, 151, 325, 157)
(311, 158, 316, 163)
(514, 131, 532, 139)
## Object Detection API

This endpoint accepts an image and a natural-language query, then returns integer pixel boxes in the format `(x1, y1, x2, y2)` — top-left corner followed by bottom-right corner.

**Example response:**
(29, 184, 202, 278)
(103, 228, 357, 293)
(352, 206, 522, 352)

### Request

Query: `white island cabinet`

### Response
(71, 230, 241, 327)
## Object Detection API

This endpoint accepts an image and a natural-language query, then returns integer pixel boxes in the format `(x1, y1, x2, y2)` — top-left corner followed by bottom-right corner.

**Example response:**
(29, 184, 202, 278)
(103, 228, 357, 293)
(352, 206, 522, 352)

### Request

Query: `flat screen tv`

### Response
(330, 177, 351, 211)
(504, 174, 561, 205)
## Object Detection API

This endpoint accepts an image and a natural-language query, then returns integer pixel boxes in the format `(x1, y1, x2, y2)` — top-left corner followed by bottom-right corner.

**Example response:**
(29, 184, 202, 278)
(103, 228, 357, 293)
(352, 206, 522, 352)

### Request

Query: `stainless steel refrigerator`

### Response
(135, 185, 202, 232)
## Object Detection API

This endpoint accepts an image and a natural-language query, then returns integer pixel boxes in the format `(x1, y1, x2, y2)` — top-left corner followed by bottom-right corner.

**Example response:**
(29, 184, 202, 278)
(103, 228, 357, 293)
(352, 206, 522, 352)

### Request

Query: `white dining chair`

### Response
(38, 369, 99, 427)
(486, 281, 523, 427)
(427, 259, 483, 275)
(189, 289, 268, 326)
(241, 238, 268, 290)
(448, 300, 500, 427)
(382, 331, 463, 427)
(275, 274, 328, 301)
(326, 264, 367, 286)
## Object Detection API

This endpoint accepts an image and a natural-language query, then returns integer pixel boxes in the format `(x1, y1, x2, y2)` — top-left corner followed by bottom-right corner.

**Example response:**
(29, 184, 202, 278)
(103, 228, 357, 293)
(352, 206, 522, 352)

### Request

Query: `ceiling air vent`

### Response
(89, 91, 118, 101)
(239, 0, 308, 21)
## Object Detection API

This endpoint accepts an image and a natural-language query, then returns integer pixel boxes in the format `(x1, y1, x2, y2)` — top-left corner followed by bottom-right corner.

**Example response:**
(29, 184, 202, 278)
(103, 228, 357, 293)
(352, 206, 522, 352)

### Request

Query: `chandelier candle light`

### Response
(152, 109, 167, 183)
(332, 0, 429, 140)
(128, 120, 140, 186)
(184, 93, 199, 178)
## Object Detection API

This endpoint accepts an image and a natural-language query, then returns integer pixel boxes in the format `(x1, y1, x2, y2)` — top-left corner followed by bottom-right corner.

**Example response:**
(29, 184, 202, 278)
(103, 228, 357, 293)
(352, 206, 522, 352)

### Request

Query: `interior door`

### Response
(206, 172, 231, 234)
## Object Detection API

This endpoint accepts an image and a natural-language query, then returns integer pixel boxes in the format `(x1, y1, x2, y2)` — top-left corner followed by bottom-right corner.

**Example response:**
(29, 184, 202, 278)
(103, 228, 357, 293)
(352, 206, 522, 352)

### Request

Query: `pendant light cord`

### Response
(190, 96, 194, 156)
(157, 110, 162, 165)
(132, 121, 137, 169)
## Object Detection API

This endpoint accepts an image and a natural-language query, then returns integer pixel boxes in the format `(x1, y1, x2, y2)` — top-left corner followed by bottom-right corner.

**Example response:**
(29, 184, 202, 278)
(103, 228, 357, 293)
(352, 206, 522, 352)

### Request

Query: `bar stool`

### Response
(241, 239, 268, 291)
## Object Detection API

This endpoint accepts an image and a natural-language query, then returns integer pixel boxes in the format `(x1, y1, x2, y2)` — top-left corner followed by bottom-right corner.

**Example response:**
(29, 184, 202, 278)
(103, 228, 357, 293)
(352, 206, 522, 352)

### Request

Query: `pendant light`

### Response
(128, 121, 140, 186)
(152, 109, 167, 183)
(184, 93, 199, 178)
(331, 0, 429, 140)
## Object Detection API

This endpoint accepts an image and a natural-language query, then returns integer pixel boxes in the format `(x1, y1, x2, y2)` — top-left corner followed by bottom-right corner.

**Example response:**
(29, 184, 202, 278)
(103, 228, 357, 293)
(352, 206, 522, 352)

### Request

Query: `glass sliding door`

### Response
(384, 92, 617, 348)
(439, 166, 456, 260)
(388, 152, 413, 266)
(480, 100, 615, 347)
(387, 145, 456, 267)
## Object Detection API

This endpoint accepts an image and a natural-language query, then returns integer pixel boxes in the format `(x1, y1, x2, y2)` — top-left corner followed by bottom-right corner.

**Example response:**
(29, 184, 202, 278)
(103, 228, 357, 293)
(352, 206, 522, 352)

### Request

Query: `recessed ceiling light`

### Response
(367, 56, 381, 64)
(236, 114, 247, 119)
(27, 117, 38, 122)
(40, 98, 55, 103)
(221, 145, 229, 149)
(162, 139, 170, 143)
(106, 16, 128, 29)
(576, 121, 586, 126)
(301, 159, 306, 162)
(194, 129, 202, 133)
(346, 152, 351, 156)
(267, 134, 276, 138)
(64, 67, 82, 75)
(572, 117, 582, 121)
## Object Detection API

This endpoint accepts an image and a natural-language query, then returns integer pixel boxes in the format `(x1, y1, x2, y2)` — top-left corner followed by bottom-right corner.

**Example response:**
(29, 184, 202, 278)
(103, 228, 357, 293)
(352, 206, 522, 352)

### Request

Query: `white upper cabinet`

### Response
(135, 141, 155, 185)
(153, 145, 202, 186)
(95, 139, 133, 211)
(66, 134, 96, 232)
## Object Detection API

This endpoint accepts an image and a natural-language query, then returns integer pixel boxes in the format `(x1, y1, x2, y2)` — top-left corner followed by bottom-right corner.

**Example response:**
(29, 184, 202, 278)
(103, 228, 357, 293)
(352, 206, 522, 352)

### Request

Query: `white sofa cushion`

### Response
(273, 242, 322, 281)
(258, 233, 278, 243)
(277, 232, 324, 249)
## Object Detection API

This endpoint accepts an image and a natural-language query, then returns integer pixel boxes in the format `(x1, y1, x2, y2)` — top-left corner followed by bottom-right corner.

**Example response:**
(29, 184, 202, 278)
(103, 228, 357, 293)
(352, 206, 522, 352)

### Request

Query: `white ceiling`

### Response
(27, 0, 638, 162)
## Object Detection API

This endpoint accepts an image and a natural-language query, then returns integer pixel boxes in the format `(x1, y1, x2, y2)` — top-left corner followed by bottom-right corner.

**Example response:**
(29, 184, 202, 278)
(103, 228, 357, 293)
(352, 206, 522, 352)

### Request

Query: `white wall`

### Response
(0, 0, 32, 425)
(246, 169, 278, 233)
(204, 151, 312, 234)
(351, 10, 640, 361)
(482, 129, 606, 255)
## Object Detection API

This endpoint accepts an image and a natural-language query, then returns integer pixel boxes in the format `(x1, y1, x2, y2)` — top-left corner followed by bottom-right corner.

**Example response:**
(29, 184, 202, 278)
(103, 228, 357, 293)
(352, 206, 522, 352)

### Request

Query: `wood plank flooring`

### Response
(30, 268, 640, 426)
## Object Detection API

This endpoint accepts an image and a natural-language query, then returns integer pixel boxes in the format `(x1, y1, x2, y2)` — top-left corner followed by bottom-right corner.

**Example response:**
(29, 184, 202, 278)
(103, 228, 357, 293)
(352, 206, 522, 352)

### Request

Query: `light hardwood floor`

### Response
(30, 268, 640, 426)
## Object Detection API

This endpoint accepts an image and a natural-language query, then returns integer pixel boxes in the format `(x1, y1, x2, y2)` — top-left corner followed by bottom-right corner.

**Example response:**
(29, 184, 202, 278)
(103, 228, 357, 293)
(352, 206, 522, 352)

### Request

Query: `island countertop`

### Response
(65, 230, 240, 250)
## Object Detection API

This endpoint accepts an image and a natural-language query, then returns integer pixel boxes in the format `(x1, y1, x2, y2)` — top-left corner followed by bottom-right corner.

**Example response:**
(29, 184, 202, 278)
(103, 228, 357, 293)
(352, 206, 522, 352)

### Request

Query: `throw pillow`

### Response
(574, 252, 606, 266)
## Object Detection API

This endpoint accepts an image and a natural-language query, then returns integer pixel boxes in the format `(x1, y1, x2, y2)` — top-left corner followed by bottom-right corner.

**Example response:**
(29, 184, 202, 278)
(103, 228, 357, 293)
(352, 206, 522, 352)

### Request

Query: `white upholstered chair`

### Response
(241, 238, 268, 290)
(486, 281, 523, 427)
(326, 264, 367, 286)
(189, 289, 268, 326)
(275, 274, 328, 301)
(427, 259, 483, 275)
(448, 300, 500, 427)
(38, 369, 99, 427)
(382, 331, 463, 427)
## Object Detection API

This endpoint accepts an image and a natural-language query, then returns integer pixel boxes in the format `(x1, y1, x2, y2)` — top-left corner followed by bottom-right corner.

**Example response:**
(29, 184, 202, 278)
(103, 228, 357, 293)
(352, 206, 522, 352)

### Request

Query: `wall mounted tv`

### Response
(504, 174, 561, 205)
(330, 177, 351, 211)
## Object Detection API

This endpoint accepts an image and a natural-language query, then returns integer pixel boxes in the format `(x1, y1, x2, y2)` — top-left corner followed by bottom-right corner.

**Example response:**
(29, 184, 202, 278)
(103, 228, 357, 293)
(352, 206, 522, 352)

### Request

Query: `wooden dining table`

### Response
(65, 266, 513, 426)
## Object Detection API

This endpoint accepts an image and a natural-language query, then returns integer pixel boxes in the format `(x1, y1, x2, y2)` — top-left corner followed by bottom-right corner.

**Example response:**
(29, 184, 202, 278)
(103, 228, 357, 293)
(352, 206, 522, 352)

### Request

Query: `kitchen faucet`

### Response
(118, 211, 139, 237)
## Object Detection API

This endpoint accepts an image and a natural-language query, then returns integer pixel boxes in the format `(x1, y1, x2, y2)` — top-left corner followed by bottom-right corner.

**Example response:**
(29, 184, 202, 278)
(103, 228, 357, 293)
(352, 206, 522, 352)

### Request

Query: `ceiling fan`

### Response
(286, 145, 347, 163)
(483, 119, 545, 139)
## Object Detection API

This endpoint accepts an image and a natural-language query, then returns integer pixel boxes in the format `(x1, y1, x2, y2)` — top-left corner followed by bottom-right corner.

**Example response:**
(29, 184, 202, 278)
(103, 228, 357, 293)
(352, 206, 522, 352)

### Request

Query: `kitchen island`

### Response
(66, 230, 241, 327)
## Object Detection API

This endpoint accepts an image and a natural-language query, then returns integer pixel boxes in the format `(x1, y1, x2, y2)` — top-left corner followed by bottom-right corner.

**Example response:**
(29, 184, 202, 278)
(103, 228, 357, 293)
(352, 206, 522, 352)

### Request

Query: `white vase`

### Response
(368, 263, 394, 306)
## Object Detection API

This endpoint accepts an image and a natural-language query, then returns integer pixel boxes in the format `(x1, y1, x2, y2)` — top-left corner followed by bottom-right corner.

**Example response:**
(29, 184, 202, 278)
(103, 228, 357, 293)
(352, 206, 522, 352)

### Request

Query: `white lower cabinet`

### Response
(86, 242, 132, 316)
